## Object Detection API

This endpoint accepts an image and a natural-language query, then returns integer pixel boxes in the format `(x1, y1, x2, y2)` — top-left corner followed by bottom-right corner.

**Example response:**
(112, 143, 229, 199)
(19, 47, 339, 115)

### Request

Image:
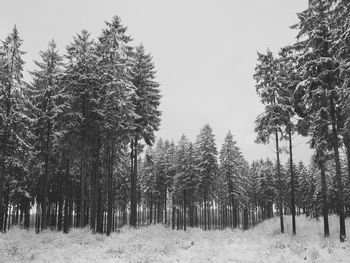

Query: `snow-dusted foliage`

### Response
(2, 215, 350, 262)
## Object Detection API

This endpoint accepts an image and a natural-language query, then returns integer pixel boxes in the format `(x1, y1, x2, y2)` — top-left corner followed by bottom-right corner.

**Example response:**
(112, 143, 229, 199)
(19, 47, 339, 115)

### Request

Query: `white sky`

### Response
(0, 0, 313, 164)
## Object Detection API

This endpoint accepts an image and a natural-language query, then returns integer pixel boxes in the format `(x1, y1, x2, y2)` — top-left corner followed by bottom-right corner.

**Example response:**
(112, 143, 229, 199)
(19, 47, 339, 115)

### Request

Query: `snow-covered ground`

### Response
(1, 215, 350, 263)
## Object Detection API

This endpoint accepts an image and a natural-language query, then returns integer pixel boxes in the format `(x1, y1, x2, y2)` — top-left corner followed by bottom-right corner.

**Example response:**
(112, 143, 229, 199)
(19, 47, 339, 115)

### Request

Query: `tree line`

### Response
(1, 0, 350, 240)
(0, 16, 160, 235)
(254, 0, 350, 242)
(0, 14, 311, 235)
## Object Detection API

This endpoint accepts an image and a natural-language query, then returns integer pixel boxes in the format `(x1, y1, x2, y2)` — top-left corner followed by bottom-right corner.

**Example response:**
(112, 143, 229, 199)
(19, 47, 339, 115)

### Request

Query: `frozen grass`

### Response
(1, 215, 350, 262)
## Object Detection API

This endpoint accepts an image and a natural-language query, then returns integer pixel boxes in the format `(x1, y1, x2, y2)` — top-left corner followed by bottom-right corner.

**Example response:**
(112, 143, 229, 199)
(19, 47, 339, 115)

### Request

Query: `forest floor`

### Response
(1, 215, 350, 263)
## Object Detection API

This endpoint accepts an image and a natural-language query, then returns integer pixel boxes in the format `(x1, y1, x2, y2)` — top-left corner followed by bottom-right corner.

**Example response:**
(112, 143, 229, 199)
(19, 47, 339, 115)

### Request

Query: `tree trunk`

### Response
(130, 138, 137, 227)
(344, 138, 350, 199)
(183, 189, 186, 231)
(58, 170, 64, 231)
(41, 141, 49, 230)
(96, 184, 104, 234)
(204, 192, 207, 230)
(319, 155, 329, 237)
(107, 141, 113, 236)
(329, 96, 346, 242)
(288, 125, 296, 235)
(80, 142, 85, 228)
(0, 152, 4, 232)
(275, 129, 284, 234)
(63, 158, 70, 233)
(172, 195, 175, 229)
(164, 187, 167, 225)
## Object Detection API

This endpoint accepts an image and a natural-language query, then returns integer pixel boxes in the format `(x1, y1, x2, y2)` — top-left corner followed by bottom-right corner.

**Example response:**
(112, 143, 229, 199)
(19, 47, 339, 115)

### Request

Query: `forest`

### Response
(0, 1, 350, 260)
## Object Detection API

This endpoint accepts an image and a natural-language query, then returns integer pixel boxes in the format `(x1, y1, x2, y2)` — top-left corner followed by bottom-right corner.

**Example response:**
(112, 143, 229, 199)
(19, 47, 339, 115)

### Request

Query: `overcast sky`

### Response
(0, 0, 313, 163)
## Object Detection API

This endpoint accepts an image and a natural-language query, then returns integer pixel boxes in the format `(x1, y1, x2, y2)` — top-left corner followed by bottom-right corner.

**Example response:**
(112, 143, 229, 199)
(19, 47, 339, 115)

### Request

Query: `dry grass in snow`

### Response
(1, 215, 350, 262)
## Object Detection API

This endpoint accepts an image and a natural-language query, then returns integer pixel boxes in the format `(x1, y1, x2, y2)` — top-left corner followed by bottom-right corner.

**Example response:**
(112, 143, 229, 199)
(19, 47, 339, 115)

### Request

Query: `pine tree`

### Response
(219, 131, 243, 228)
(129, 43, 161, 227)
(0, 26, 27, 232)
(254, 50, 289, 234)
(28, 40, 63, 231)
(173, 135, 197, 230)
(61, 30, 97, 229)
(293, 0, 346, 241)
(333, 0, 350, 198)
(195, 124, 218, 230)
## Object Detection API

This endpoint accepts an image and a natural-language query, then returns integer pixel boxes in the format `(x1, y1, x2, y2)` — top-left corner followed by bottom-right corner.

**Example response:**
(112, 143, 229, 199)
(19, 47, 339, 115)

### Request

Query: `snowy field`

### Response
(1, 215, 350, 263)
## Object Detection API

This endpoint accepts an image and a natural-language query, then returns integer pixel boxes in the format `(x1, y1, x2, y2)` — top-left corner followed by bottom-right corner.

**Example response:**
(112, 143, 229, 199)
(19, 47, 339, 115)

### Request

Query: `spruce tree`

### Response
(293, 0, 346, 241)
(129, 44, 161, 227)
(195, 124, 218, 230)
(0, 26, 26, 232)
(28, 40, 63, 231)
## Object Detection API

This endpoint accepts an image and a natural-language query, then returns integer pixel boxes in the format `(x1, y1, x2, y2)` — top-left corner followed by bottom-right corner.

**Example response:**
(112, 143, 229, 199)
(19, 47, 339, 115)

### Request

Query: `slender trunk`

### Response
(204, 192, 207, 230)
(275, 129, 284, 234)
(130, 138, 137, 227)
(288, 126, 296, 235)
(329, 96, 346, 242)
(176, 208, 180, 230)
(319, 156, 329, 237)
(63, 158, 70, 233)
(243, 207, 248, 230)
(0, 152, 4, 232)
(24, 200, 30, 229)
(80, 143, 85, 228)
(164, 187, 167, 225)
(208, 202, 211, 230)
(90, 160, 97, 232)
(58, 170, 64, 231)
(4, 185, 9, 231)
(183, 189, 186, 231)
(150, 194, 153, 225)
(172, 195, 175, 229)
(345, 138, 350, 196)
(96, 183, 103, 234)
(107, 141, 113, 236)
(41, 128, 50, 231)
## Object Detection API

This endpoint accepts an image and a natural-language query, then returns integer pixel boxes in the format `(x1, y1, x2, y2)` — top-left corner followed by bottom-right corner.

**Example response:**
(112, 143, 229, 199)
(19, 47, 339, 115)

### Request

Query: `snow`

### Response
(1, 215, 350, 262)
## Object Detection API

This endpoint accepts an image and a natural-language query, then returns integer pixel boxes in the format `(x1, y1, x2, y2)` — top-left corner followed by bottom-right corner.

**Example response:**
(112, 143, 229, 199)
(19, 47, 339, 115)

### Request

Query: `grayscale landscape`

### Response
(0, 0, 350, 262)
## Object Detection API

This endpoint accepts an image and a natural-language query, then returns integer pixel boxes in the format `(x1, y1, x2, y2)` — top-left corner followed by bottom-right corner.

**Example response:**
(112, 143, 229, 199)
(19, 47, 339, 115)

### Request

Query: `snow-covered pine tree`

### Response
(173, 135, 197, 231)
(153, 138, 166, 224)
(195, 124, 218, 230)
(61, 30, 98, 229)
(292, 0, 346, 241)
(219, 131, 243, 228)
(163, 139, 176, 226)
(259, 159, 276, 220)
(332, 0, 350, 193)
(28, 40, 63, 231)
(254, 49, 289, 234)
(0, 26, 28, 232)
(98, 16, 138, 233)
(129, 44, 161, 227)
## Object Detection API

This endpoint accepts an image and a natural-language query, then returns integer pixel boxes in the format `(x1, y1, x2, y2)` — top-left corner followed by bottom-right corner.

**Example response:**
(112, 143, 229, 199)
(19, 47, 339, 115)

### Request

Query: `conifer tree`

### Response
(219, 131, 242, 228)
(0, 26, 27, 232)
(195, 124, 218, 230)
(293, 0, 346, 241)
(129, 44, 161, 227)
(254, 50, 288, 234)
(29, 40, 63, 231)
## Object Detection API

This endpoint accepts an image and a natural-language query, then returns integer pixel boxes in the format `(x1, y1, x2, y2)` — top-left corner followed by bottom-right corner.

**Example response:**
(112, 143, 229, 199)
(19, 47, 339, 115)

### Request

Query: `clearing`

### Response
(1, 215, 350, 262)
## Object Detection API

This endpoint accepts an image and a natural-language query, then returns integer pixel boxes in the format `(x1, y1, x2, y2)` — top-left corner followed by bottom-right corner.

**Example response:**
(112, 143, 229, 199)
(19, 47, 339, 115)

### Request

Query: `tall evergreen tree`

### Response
(195, 124, 218, 230)
(293, 0, 346, 241)
(28, 40, 63, 231)
(254, 50, 289, 234)
(0, 26, 26, 232)
(219, 131, 242, 228)
(129, 44, 161, 227)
